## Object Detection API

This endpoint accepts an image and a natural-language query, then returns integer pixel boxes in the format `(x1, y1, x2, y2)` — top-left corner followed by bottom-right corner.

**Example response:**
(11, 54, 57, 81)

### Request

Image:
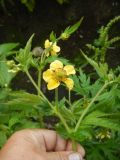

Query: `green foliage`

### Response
(0, 43, 19, 87)
(20, 0, 35, 12)
(16, 34, 34, 71)
(85, 135, 120, 160)
(86, 16, 120, 63)
(60, 17, 83, 40)
(0, 17, 120, 160)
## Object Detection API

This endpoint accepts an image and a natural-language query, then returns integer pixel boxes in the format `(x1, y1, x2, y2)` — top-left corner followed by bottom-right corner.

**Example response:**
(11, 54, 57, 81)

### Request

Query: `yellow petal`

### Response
(43, 69, 53, 82)
(47, 79, 60, 90)
(63, 78, 74, 90)
(50, 60, 63, 70)
(51, 50, 57, 56)
(64, 65, 76, 75)
(52, 43, 60, 53)
(44, 39, 52, 48)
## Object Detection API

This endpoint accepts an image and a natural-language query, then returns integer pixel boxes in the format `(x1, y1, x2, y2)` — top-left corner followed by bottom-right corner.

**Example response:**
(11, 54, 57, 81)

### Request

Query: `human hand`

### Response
(0, 129, 85, 160)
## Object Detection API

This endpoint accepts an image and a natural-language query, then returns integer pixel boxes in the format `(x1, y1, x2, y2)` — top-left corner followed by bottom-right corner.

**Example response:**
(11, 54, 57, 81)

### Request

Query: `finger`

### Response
(66, 140, 85, 157)
(44, 151, 83, 160)
(31, 129, 67, 151)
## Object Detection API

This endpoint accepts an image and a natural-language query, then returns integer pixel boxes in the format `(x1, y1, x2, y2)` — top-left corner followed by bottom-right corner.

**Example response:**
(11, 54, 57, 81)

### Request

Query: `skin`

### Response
(0, 129, 85, 160)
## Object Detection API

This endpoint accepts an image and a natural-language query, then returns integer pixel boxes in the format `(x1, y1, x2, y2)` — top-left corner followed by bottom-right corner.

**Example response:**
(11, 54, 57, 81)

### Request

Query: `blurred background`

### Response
(0, 0, 120, 64)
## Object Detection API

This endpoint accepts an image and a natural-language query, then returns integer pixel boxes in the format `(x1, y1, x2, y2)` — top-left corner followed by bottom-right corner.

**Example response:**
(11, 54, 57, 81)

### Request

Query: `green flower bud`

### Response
(60, 33, 70, 40)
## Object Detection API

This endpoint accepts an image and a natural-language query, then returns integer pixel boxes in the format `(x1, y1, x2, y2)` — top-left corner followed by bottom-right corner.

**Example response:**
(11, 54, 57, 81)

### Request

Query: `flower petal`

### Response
(51, 50, 57, 56)
(43, 69, 53, 82)
(47, 79, 60, 90)
(50, 60, 63, 70)
(64, 65, 76, 75)
(52, 44, 60, 53)
(63, 78, 74, 90)
(44, 39, 52, 48)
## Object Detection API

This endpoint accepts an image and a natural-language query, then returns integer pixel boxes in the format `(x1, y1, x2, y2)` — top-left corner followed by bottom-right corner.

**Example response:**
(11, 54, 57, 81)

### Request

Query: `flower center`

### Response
(55, 68, 67, 81)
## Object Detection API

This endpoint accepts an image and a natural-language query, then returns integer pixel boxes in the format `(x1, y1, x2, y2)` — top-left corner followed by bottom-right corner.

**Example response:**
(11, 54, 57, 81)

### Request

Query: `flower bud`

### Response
(61, 33, 70, 40)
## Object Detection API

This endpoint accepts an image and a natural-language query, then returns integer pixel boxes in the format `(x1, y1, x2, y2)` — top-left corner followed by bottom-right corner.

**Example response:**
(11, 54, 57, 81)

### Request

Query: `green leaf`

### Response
(0, 61, 15, 87)
(0, 113, 10, 123)
(45, 56, 69, 65)
(0, 43, 19, 57)
(59, 105, 76, 123)
(16, 34, 34, 70)
(50, 31, 56, 42)
(66, 18, 83, 35)
(9, 116, 20, 128)
(81, 50, 108, 79)
(0, 88, 9, 100)
(0, 131, 7, 147)
(70, 127, 93, 142)
(82, 111, 120, 131)
(73, 70, 91, 96)
(60, 17, 83, 40)
(20, 120, 41, 129)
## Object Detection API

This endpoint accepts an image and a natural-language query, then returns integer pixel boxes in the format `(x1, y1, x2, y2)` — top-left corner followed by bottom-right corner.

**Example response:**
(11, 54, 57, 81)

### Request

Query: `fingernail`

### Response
(68, 153, 82, 160)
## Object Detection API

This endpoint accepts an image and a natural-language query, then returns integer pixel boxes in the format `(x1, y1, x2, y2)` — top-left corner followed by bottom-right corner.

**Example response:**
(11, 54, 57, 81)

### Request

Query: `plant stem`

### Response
(54, 109, 71, 133)
(26, 70, 71, 133)
(68, 90, 71, 104)
(25, 70, 54, 109)
(55, 88, 58, 109)
(38, 70, 41, 94)
(74, 82, 109, 132)
(72, 139, 77, 151)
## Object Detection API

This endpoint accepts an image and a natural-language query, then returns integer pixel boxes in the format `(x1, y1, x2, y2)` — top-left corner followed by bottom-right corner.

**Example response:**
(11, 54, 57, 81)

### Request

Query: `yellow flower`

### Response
(44, 39, 60, 56)
(43, 60, 76, 90)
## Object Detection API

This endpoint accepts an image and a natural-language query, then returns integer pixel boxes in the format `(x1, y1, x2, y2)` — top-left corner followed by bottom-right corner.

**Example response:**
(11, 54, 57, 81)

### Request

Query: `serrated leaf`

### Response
(72, 70, 91, 96)
(82, 111, 120, 131)
(81, 50, 108, 79)
(70, 127, 93, 142)
(59, 105, 76, 123)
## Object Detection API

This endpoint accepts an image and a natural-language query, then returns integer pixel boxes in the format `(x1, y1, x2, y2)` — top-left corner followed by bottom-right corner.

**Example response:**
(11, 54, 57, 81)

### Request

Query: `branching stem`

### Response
(74, 81, 113, 132)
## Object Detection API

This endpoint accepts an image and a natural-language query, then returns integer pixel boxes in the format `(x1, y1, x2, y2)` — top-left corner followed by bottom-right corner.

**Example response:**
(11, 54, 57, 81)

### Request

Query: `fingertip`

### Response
(77, 144, 85, 157)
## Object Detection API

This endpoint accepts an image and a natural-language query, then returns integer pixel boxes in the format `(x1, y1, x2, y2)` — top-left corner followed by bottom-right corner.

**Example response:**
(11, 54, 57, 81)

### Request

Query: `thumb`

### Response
(45, 151, 83, 160)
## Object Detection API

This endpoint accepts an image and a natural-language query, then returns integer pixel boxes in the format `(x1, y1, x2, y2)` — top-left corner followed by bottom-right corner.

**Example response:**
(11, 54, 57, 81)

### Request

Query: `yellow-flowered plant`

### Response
(44, 39, 60, 56)
(43, 60, 76, 90)
(1, 18, 120, 159)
